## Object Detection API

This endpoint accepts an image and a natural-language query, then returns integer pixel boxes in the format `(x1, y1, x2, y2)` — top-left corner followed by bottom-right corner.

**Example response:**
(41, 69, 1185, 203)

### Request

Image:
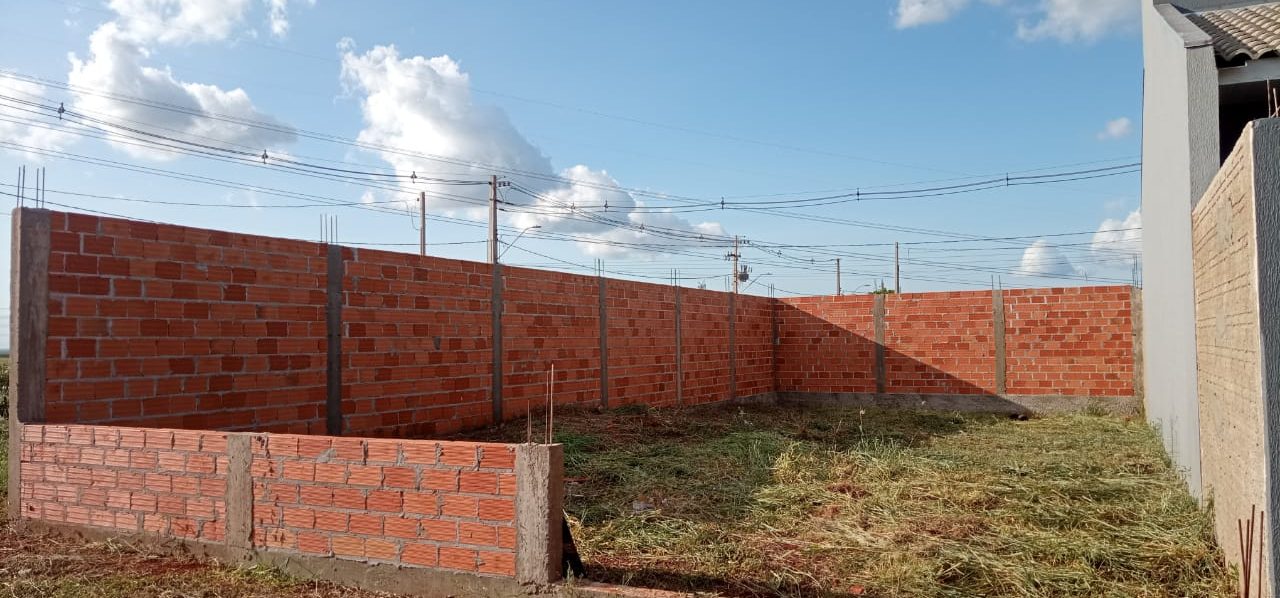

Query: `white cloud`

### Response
(65, 2, 295, 160)
(1096, 117, 1132, 140)
(107, 0, 252, 45)
(338, 41, 726, 258)
(895, 0, 970, 28)
(1016, 0, 1137, 43)
(1017, 239, 1079, 277)
(264, 0, 315, 38)
(893, 0, 1136, 43)
(1091, 209, 1141, 258)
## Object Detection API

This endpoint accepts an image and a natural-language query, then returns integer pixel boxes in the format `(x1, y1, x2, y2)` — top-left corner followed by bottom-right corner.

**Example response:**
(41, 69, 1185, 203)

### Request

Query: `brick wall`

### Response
(502, 267, 602, 417)
(29, 209, 1139, 443)
(18, 424, 231, 542)
(776, 288, 1133, 397)
(17, 423, 523, 579)
(341, 248, 493, 438)
(1005, 287, 1134, 397)
(680, 289, 732, 405)
(884, 291, 996, 395)
(45, 212, 328, 433)
(775, 295, 878, 393)
(605, 279, 678, 408)
(251, 434, 517, 575)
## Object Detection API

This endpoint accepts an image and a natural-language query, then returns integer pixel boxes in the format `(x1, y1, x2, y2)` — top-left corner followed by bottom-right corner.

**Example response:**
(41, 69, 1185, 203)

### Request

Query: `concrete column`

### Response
(491, 263, 504, 425)
(9, 207, 50, 519)
(515, 444, 564, 585)
(224, 434, 254, 552)
(728, 293, 737, 401)
(873, 294, 886, 394)
(993, 289, 1007, 395)
(674, 285, 683, 406)
(325, 245, 344, 436)
(598, 277, 609, 408)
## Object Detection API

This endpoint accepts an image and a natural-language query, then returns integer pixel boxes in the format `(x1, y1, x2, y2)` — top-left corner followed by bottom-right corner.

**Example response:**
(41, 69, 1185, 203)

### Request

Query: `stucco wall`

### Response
(1141, 0, 1220, 493)
(1192, 122, 1270, 594)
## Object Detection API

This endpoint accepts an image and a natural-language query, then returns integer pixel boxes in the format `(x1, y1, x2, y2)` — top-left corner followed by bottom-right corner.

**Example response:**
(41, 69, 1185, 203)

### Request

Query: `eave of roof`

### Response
(1187, 2, 1280, 63)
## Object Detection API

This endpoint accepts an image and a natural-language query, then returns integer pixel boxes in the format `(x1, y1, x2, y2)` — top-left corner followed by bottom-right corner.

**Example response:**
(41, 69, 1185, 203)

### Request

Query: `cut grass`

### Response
(467, 403, 1235, 597)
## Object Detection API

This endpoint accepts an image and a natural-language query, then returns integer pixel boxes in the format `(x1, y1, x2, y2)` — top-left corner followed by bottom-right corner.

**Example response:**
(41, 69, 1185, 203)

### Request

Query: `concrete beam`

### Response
(993, 289, 1007, 395)
(598, 277, 609, 409)
(515, 443, 564, 586)
(326, 245, 344, 436)
(674, 285, 683, 406)
(728, 293, 737, 401)
(224, 434, 254, 553)
(873, 295, 886, 394)
(492, 263, 505, 424)
(9, 207, 50, 520)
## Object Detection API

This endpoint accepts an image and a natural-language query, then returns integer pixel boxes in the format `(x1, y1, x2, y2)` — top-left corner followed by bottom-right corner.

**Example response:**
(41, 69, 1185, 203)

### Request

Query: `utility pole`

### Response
(728, 235, 741, 294)
(488, 175, 498, 264)
(836, 258, 842, 296)
(894, 242, 901, 294)
(418, 191, 426, 257)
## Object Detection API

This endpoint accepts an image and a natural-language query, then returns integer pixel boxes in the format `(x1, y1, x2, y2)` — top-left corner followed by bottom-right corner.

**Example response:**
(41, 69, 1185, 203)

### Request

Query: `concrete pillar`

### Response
(674, 285, 683, 406)
(8, 207, 50, 519)
(1249, 119, 1280, 595)
(873, 294, 886, 394)
(325, 245, 344, 436)
(598, 277, 609, 408)
(1131, 286, 1144, 400)
(491, 263, 504, 424)
(515, 444, 564, 585)
(993, 289, 1007, 395)
(728, 293, 737, 401)
(224, 434, 254, 553)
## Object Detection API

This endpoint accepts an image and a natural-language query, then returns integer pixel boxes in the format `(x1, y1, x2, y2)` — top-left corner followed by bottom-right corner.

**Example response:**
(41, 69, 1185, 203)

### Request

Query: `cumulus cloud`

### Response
(895, 0, 971, 28)
(338, 41, 726, 258)
(1091, 209, 1141, 258)
(1017, 239, 1080, 277)
(64, 0, 295, 160)
(893, 0, 1136, 42)
(1096, 117, 1132, 140)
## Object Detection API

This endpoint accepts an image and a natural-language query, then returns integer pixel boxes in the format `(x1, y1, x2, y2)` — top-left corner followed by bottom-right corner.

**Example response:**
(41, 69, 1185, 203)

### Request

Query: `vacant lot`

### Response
(470, 403, 1235, 597)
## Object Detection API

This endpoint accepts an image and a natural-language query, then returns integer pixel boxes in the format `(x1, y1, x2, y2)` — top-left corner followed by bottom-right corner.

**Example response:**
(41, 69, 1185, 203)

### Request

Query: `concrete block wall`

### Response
(1191, 119, 1279, 594)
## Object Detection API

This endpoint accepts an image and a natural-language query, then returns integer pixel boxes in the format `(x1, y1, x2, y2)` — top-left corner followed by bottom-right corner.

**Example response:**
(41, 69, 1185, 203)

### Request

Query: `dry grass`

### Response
(468, 403, 1235, 597)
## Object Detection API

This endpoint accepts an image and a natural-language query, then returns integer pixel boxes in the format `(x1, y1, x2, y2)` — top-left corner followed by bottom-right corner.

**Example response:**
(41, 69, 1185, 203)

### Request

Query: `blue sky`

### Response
(0, 0, 1143, 331)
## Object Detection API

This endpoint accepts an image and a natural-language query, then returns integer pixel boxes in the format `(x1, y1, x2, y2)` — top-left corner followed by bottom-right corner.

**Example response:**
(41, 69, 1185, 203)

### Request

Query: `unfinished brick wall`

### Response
(775, 288, 1133, 397)
(18, 424, 231, 542)
(735, 295, 775, 398)
(884, 292, 996, 395)
(501, 267, 602, 417)
(45, 212, 328, 433)
(251, 435, 517, 575)
(775, 295, 878, 393)
(680, 289, 732, 405)
(1005, 287, 1134, 397)
(341, 248, 493, 438)
(16, 423, 526, 579)
(605, 280, 677, 408)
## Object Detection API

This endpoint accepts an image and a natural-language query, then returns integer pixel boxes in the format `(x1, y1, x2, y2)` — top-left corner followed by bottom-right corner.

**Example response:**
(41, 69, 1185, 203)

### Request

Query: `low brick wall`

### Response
(15, 422, 558, 588)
